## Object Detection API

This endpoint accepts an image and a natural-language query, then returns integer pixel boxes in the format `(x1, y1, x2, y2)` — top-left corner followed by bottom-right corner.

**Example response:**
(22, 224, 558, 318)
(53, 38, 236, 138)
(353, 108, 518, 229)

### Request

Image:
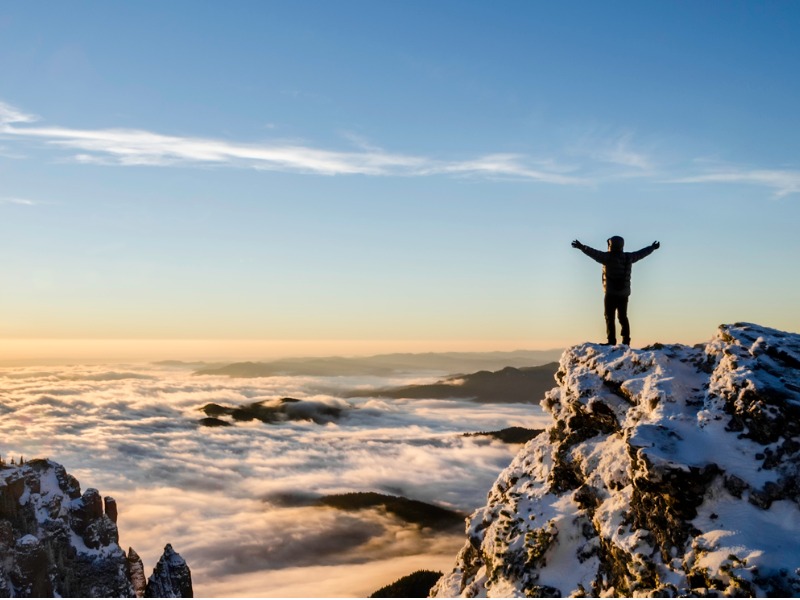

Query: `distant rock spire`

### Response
(145, 544, 194, 598)
(128, 547, 147, 598)
(104, 496, 118, 524)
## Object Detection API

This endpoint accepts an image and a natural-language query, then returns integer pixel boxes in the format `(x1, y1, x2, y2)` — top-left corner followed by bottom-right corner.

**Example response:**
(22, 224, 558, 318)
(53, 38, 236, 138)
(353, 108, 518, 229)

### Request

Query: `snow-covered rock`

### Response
(433, 323, 800, 597)
(145, 544, 193, 598)
(0, 458, 192, 597)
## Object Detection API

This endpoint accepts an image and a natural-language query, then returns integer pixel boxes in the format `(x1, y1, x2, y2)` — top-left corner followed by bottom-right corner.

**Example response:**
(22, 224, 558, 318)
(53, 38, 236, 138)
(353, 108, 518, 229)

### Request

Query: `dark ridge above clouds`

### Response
(463, 426, 545, 444)
(261, 490, 465, 534)
(198, 417, 232, 427)
(348, 363, 559, 404)
(192, 349, 563, 378)
(195, 363, 559, 430)
(370, 570, 444, 598)
(317, 492, 466, 530)
(198, 397, 346, 426)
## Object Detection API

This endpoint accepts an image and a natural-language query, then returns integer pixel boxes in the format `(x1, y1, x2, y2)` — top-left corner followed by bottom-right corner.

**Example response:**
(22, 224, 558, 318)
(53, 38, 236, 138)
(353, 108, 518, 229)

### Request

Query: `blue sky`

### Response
(1, 1, 799, 359)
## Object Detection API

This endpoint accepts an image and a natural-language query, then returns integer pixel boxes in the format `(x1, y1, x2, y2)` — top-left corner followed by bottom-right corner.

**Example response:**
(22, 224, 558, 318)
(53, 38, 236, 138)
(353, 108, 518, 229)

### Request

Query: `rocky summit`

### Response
(433, 323, 800, 597)
(0, 458, 192, 598)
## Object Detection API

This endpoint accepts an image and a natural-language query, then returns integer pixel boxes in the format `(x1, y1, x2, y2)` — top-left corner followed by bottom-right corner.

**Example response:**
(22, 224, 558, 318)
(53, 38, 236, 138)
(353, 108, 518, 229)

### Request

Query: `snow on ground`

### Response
(435, 323, 800, 597)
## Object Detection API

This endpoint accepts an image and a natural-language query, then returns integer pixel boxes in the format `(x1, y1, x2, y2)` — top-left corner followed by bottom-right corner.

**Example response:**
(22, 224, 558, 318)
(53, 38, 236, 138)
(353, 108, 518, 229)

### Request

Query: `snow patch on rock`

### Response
(0, 458, 193, 597)
(433, 323, 800, 597)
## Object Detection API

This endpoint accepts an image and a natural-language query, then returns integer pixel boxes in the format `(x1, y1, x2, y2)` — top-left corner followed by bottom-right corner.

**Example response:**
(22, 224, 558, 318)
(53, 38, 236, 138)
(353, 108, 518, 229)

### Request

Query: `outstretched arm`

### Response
(572, 240, 606, 263)
(630, 240, 660, 262)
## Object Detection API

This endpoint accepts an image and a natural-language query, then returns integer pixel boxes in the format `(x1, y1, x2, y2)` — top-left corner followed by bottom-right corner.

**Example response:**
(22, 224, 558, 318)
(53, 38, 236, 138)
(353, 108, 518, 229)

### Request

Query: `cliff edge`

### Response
(433, 323, 800, 597)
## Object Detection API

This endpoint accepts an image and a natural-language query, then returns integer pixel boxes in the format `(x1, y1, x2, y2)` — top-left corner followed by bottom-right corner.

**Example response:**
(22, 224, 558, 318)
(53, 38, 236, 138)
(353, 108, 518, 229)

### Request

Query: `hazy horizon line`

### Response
(0, 337, 567, 366)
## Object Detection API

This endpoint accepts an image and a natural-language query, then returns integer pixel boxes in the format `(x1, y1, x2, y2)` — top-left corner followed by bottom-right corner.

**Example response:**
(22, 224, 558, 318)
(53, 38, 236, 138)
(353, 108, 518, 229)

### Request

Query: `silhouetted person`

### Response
(571, 236, 660, 346)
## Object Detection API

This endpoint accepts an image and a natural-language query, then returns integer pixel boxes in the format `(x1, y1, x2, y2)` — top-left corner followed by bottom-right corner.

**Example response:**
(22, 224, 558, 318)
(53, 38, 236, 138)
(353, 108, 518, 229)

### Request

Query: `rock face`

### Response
(145, 544, 193, 598)
(0, 458, 192, 597)
(433, 323, 800, 597)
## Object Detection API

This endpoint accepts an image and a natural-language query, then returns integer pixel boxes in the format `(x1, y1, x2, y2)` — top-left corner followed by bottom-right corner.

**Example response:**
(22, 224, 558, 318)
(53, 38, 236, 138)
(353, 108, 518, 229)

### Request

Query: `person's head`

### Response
(607, 236, 624, 252)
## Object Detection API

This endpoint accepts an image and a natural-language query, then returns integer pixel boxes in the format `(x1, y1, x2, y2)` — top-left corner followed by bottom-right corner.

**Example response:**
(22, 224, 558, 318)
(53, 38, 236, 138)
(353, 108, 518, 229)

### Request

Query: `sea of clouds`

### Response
(0, 362, 552, 597)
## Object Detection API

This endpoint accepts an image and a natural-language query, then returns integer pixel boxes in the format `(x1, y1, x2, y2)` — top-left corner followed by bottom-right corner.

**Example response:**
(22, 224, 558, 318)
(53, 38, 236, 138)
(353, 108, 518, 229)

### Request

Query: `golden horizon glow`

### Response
(0, 337, 572, 365)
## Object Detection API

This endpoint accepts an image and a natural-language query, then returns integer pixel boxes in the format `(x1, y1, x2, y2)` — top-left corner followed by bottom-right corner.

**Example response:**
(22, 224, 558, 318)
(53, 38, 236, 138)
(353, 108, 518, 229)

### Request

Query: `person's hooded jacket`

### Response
(576, 236, 656, 297)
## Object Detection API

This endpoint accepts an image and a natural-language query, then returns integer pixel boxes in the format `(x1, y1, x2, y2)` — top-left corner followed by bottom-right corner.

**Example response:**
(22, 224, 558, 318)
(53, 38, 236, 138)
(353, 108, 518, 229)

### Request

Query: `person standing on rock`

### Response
(571, 236, 660, 346)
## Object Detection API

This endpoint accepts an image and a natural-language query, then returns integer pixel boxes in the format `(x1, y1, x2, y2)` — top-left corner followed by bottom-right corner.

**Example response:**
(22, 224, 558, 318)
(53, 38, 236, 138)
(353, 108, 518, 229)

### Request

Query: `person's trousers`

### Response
(604, 293, 630, 345)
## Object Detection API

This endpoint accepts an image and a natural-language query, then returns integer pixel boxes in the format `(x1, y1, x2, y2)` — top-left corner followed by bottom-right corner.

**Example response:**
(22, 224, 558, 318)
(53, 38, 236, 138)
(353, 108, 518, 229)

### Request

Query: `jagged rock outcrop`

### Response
(145, 544, 193, 598)
(128, 548, 147, 598)
(0, 458, 192, 597)
(433, 323, 800, 597)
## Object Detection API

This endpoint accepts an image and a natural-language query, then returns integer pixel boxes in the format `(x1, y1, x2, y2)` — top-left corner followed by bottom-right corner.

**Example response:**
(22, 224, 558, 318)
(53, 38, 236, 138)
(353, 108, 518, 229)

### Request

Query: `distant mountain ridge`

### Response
(193, 349, 563, 378)
(198, 397, 346, 427)
(463, 427, 544, 444)
(434, 323, 800, 597)
(348, 363, 559, 404)
(318, 492, 465, 530)
(370, 570, 444, 597)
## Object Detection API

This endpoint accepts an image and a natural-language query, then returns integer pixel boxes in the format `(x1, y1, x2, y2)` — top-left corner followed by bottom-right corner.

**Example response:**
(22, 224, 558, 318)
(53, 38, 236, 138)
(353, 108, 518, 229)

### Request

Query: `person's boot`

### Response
(622, 338, 630, 346)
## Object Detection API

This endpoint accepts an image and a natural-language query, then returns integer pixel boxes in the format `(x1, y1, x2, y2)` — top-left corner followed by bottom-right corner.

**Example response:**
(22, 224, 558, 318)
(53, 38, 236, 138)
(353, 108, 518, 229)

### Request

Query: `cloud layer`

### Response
(0, 362, 551, 596)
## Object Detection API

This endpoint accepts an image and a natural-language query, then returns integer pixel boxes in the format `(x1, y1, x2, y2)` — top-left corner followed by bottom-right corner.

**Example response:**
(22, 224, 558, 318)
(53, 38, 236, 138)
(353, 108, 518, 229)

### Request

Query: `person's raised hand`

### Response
(652, 240, 660, 249)
(571, 240, 583, 249)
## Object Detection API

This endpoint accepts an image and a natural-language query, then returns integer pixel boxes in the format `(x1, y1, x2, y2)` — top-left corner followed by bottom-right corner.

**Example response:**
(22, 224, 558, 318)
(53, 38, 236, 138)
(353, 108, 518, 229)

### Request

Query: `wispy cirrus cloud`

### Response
(0, 101, 39, 125)
(0, 197, 41, 206)
(597, 133, 653, 171)
(3, 99, 799, 196)
(435, 153, 581, 184)
(568, 127, 654, 174)
(0, 99, 584, 183)
(4, 122, 428, 174)
(671, 168, 800, 197)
